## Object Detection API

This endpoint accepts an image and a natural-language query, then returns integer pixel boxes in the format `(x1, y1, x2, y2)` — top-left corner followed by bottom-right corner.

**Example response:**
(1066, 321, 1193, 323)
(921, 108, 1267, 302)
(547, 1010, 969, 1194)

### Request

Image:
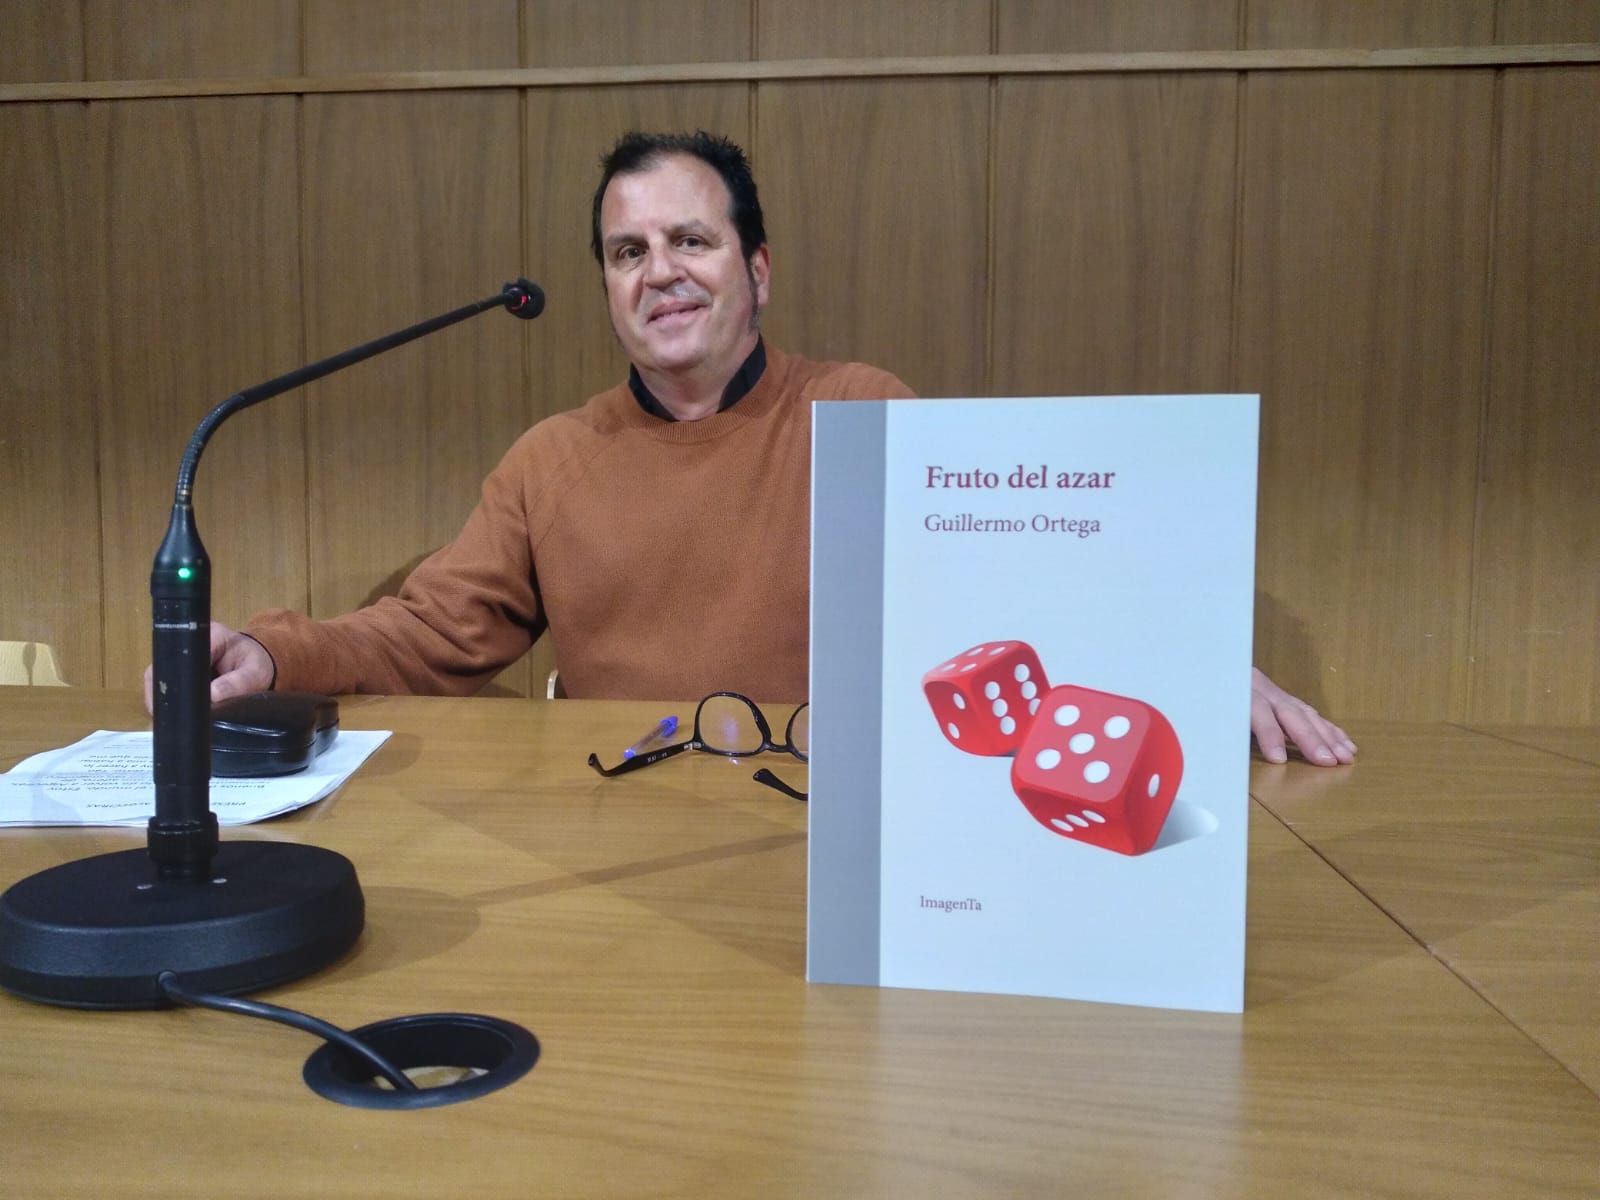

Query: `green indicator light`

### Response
(177, 567, 193, 580)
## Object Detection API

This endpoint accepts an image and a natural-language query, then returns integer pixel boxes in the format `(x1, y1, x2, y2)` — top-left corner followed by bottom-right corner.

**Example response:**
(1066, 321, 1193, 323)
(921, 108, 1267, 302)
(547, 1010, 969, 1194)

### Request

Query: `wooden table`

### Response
(2, 689, 1597, 1198)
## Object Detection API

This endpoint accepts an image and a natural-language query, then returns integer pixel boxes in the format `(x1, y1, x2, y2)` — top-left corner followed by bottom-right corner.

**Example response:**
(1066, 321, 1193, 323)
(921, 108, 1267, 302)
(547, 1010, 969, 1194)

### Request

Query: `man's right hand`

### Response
(142, 622, 275, 714)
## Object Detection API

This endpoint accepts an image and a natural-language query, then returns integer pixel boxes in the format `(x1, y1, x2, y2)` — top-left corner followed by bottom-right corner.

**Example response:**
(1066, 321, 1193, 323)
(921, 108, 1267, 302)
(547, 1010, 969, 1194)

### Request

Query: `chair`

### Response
(0, 641, 68, 686)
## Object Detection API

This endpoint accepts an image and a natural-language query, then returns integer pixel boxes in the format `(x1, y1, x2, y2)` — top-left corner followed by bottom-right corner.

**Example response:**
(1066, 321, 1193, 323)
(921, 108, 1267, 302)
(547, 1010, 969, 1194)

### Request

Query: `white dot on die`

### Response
(946, 723, 961, 739)
(1014, 663, 1030, 681)
(1000, 716, 1016, 734)
(1053, 704, 1080, 727)
(992, 699, 1008, 718)
(1021, 680, 1038, 699)
(984, 681, 1001, 700)
(1029, 698, 1040, 715)
(1068, 732, 1095, 755)
(1066, 814, 1089, 828)
(1104, 715, 1131, 739)
(988, 645, 1007, 656)
(964, 646, 984, 656)
(1083, 810, 1106, 824)
(940, 661, 957, 672)
(1148, 774, 1161, 797)
(1035, 748, 1062, 770)
(1084, 760, 1111, 784)
(1050, 818, 1076, 834)
(952, 693, 966, 710)
(960, 663, 977, 672)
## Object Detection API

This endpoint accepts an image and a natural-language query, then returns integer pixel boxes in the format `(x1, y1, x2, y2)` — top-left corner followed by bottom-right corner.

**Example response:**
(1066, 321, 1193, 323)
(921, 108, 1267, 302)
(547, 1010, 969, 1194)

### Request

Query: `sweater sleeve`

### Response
(245, 445, 544, 696)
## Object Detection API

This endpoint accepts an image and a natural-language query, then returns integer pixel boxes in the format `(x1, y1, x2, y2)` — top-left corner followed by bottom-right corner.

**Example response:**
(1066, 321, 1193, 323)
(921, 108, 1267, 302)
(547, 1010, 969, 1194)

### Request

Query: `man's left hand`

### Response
(1251, 667, 1357, 767)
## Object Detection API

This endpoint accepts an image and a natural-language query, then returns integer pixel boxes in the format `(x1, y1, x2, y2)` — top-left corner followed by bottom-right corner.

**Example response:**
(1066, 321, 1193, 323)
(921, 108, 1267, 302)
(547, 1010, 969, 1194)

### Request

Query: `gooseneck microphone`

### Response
(0, 279, 545, 1009)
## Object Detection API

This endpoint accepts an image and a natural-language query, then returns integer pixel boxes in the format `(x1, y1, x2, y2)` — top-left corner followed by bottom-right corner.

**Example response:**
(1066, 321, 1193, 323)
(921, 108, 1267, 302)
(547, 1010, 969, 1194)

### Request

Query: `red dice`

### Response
(1009, 684, 1184, 855)
(922, 641, 1049, 756)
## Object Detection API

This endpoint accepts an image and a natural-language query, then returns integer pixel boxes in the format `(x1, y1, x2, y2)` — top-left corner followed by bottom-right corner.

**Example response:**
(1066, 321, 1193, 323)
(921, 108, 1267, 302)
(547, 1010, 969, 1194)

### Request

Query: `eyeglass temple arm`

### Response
(586, 741, 695, 778)
(752, 768, 807, 802)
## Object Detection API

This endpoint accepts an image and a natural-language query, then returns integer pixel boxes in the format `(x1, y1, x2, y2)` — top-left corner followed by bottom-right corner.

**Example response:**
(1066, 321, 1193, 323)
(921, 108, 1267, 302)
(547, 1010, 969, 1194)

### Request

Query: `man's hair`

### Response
(590, 130, 767, 267)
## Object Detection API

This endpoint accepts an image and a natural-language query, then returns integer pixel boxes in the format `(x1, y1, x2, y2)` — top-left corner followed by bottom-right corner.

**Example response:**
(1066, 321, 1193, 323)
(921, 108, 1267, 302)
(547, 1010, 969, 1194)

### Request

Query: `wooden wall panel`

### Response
(1238, 71, 1494, 720)
(82, 0, 298, 79)
(1497, 1, 1600, 44)
(1245, 0, 1495, 48)
(756, 0, 990, 59)
(300, 91, 530, 692)
(755, 79, 988, 397)
(304, 0, 520, 74)
(0, 104, 98, 684)
(998, 0, 1238, 53)
(1471, 68, 1600, 723)
(524, 1, 751, 67)
(91, 97, 305, 690)
(990, 75, 1236, 397)
(0, 0, 83, 83)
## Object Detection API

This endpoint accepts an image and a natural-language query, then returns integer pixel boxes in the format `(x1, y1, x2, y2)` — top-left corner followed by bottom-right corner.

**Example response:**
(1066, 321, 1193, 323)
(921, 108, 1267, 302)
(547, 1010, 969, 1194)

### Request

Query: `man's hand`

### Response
(142, 622, 275, 715)
(1251, 667, 1356, 767)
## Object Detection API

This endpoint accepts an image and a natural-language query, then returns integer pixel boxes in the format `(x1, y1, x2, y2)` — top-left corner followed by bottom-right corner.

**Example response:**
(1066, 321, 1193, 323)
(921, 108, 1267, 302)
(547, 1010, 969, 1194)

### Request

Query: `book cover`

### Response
(809, 395, 1258, 1012)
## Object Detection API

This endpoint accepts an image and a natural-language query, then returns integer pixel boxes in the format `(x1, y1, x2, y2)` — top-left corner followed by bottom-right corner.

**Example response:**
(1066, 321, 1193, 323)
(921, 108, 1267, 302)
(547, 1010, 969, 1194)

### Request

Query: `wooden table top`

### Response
(2, 689, 1597, 1199)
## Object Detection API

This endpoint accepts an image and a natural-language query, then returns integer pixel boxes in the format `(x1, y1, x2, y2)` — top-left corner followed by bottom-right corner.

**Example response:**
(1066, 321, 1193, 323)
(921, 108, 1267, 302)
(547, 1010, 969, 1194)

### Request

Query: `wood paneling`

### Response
(0, 104, 97, 684)
(998, 0, 1238, 53)
(91, 97, 306, 689)
(1238, 71, 1495, 720)
(1472, 68, 1600, 723)
(301, 91, 529, 691)
(1497, 0, 1600, 44)
(990, 74, 1236, 396)
(83, 0, 298, 79)
(524, 0, 751, 67)
(755, 79, 988, 397)
(1246, 0, 1496, 49)
(0, 0, 83, 83)
(756, 0, 990, 59)
(303, 0, 520, 74)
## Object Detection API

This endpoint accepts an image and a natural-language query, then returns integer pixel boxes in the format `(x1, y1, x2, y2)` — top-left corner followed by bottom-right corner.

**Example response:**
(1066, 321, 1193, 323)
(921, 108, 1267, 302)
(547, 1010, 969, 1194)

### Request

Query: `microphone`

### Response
(0, 278, 546, 1009)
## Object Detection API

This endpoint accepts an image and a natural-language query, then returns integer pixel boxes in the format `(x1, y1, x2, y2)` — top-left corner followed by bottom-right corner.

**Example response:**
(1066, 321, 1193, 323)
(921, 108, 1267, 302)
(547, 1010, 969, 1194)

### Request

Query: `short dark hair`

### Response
(590, 130, 767, 267)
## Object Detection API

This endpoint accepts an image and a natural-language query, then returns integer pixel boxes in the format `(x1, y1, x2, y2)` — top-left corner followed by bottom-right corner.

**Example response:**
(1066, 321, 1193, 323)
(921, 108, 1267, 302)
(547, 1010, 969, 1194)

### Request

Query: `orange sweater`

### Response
(246, 347, 913, 702)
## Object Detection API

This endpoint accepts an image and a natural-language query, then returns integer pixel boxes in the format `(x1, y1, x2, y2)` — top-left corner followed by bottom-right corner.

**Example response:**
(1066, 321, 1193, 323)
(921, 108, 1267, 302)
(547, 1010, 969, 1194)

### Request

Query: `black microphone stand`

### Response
(0, 279, 545, 1009)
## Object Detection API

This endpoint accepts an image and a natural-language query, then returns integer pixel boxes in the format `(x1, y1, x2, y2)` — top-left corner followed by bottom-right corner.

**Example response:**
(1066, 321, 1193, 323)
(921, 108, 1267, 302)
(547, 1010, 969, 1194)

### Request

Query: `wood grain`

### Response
(997, 0, 1238, 53)
(0, 0, 83, 83)
(82, 0, 299, 79)
(1496, 0, 1600, 44)
(755, 78, 989, 397)
(303, 0, 521, 74)
(990, 73, 1237, 397)
(755, 0, 990, 59)
(300, 91, 529, 693)
(1471, 67, 1600, 723)
(1246, 0, 1496, 49)
(1238, 70, 1495, 721)
(0, 104, 97, 684)
(89, 97, 307, 691)
(0, 694, 1597, 1197)
(523, 0, 752, 67)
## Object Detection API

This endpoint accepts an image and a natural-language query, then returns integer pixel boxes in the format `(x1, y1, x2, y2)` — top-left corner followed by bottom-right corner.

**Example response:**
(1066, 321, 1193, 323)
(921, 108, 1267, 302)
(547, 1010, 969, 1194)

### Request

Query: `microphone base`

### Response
(0, 841, 363, 1009)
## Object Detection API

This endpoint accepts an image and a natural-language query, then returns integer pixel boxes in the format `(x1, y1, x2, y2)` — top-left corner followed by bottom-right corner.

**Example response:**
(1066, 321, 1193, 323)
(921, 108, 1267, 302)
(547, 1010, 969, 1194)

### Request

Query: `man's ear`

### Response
(748, 244, 772, 309)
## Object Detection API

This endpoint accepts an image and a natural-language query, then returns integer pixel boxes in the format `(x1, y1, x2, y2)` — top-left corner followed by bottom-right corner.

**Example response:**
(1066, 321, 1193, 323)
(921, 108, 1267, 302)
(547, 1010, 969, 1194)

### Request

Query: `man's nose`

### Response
(642, 242, 683, 287)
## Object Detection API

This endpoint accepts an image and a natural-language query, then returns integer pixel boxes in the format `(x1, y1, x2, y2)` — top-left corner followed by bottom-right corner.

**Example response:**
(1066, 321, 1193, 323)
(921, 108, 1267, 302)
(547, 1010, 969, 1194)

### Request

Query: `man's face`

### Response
(598, 154, 771, 386)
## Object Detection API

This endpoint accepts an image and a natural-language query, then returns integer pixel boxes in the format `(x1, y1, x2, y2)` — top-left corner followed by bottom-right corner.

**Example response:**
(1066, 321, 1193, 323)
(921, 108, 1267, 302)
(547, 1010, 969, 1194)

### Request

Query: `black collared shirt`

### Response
(628, 339, 768, 421)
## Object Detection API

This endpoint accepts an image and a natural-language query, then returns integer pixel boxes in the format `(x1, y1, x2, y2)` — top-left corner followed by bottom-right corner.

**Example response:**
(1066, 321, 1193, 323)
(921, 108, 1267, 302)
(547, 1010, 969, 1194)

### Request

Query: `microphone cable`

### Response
(157, 971, 418, 1092)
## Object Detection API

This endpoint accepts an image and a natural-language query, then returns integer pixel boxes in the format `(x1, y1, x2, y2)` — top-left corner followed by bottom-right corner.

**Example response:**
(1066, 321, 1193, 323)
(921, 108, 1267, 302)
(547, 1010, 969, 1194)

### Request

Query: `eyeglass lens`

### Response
(697, 695, 808, 758)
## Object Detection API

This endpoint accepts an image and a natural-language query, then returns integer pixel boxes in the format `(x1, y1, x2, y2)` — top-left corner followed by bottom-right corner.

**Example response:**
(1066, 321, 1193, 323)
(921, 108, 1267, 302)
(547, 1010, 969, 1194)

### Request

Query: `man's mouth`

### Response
(647, 299, 704, 324)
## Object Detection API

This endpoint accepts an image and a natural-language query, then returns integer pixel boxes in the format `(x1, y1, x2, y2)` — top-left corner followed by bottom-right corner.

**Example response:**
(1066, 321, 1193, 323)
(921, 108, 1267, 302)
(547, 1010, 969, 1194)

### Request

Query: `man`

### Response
(147, 131, 1356, 767)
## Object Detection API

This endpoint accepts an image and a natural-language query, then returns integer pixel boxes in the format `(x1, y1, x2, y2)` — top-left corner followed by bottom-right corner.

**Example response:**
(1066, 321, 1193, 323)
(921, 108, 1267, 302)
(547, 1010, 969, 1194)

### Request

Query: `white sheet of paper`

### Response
(0, 728, 391, 827)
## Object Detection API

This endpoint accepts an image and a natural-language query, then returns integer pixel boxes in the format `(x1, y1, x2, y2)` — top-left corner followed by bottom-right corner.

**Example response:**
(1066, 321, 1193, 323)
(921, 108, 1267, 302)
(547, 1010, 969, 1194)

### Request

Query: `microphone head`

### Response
(502, 278, 546, 320)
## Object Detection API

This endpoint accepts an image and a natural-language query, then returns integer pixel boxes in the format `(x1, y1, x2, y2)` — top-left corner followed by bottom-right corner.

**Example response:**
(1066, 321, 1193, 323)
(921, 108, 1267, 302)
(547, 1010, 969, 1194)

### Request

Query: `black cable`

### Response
(157, 971, 418, 1092)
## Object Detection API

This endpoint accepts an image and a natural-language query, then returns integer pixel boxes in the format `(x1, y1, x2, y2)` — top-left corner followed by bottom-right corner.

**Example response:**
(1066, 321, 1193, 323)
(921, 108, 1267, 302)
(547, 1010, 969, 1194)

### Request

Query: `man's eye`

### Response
(678, 236, 704, 249)
(616, 246, 643, 262)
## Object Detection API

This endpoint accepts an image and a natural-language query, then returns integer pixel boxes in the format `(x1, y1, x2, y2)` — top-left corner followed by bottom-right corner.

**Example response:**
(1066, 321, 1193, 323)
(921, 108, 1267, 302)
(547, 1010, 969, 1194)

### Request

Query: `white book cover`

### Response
(808, 395, 1258, 1013)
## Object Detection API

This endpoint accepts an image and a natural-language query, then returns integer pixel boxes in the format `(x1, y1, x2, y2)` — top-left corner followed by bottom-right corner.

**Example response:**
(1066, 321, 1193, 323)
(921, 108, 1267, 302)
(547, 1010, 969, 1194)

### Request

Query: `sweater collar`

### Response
(627, 338, 768, 422)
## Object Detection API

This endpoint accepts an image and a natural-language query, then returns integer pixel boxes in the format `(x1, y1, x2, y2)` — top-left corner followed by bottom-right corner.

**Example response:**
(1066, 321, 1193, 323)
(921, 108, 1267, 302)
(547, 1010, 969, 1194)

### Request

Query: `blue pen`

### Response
(622, 715, 678, 759)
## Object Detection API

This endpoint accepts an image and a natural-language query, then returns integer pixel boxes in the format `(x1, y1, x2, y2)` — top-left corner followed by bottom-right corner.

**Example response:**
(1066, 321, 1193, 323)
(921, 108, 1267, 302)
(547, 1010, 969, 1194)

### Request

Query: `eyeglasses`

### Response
(587, 692, 809, 801)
